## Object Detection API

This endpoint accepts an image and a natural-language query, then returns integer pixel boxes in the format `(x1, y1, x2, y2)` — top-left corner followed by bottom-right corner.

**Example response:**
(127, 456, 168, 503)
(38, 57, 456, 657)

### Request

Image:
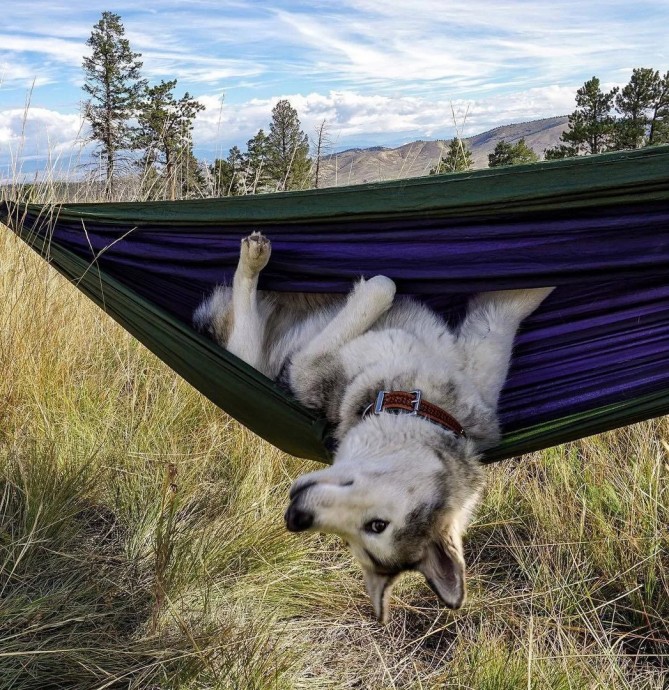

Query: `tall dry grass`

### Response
(0, 189, 667, 688)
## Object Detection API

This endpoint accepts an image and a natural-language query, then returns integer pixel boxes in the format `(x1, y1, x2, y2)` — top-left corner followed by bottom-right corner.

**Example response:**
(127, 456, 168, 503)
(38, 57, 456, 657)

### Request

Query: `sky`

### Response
(1, 0, 668, 179)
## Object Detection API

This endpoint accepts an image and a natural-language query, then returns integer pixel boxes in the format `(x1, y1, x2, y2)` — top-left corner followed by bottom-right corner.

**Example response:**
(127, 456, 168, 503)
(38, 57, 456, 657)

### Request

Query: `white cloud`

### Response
(0, 107, 88, 177)
(192, 85, 578, 157)
(0, 82, 586, 177)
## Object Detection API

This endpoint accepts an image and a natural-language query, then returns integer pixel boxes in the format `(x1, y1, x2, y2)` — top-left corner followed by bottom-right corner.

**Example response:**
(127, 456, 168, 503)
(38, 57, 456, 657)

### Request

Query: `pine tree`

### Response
(648, 70, 669, 145)
(488, 140, 514, 167)
(559, 77, 619, 155)
(82, 11, 146, 197)
(546, 69, 669, 157)
(134, 79, 204, 199)
(511, 139, 539, 164)
(178, 148, 207, 199)
(614, 68, 660, 149)
(543, 144, 579, 160)
(266, 100, 312, 191)
(430, 137, 473, 174)
(211, 146, 245, 196)
(243, 129, 271, 193)
(489, 139, 539, 167)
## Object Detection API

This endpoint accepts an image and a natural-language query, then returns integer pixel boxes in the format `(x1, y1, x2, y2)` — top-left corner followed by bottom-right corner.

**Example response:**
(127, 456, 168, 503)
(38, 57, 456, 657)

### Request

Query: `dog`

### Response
(194, 232, 553, 623)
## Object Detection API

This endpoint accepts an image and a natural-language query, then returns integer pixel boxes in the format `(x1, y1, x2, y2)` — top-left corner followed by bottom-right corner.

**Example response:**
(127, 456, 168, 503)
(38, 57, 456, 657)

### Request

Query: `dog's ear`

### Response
(362, 567, 396, 624)
(417, 536, 466, 609)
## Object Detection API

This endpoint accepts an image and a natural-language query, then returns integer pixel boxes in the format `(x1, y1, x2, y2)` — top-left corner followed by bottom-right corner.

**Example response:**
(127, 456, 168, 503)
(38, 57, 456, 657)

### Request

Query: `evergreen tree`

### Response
(509, 138, 539, 164)
(211, 146, 245, 196)
(178, 148, 207, 199)
(648, 70, 669, 145)
(134, 79, 204, 199)
(558, 77, 619, 155)
(488, 138, 538, 167)
(82, 11, 146, 197)
(546, 69, 669, 157)
(543, 144, 579, 160)
(613, 68, 660, 149)
(266, 100, 312, 191)
(487, 140, 514, 167)
(430, 137, 473, 174)
(243, 129, 271, 193)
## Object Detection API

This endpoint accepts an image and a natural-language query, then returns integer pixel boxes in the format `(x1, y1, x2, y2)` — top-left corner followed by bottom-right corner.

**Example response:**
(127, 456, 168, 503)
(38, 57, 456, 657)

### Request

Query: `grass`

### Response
(0, 196, 668, 688)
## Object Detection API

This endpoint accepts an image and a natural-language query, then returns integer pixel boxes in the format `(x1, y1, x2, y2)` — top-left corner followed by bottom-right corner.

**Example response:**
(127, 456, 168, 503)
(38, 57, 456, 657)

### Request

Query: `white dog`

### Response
(194, 232, 553, 622)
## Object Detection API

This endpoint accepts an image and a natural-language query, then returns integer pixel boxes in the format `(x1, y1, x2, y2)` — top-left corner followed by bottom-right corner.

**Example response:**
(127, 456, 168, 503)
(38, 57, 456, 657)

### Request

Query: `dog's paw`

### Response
(240, 232, 271, 276)
(476, 287, 554, 322)
(356, 275, 396, 311)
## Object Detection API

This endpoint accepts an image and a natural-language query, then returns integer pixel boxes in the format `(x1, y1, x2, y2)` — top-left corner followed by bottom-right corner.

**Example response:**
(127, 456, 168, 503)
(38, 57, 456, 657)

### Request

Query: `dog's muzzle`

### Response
(284, 503, 314, 532)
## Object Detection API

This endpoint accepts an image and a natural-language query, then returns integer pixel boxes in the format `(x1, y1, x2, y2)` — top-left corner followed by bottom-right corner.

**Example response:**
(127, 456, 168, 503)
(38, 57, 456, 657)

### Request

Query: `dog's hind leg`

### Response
(288, 276, 396, 410)
(226, 232, 272, 374)
(457, 288, 553, 410)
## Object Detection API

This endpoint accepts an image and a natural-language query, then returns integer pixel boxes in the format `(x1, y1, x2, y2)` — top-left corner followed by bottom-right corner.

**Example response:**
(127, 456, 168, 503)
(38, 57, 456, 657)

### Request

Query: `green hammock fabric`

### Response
(10, 228, 331, 461)
(3, 145, 669, 464)
(19, 146, 669, 225)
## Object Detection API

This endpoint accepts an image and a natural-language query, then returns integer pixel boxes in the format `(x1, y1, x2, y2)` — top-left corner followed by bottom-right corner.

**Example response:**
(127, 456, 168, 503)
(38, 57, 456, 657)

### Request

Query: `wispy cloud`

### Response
(268, 1, 669, 95)
(4, 0, 667, 99)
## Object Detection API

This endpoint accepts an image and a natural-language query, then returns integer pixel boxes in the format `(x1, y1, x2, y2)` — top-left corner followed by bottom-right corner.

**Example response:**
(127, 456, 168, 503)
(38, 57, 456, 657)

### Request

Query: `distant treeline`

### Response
(431, 69, 669, 174)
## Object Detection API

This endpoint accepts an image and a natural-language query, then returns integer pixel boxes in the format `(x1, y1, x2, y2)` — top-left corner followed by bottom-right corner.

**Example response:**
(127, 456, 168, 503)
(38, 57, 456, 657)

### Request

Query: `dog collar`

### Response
(362, 389, 467, 438)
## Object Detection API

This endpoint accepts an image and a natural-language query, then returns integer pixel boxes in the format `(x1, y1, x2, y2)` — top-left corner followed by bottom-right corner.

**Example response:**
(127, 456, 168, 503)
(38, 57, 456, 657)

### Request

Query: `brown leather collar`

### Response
(363, 389, 467, 438)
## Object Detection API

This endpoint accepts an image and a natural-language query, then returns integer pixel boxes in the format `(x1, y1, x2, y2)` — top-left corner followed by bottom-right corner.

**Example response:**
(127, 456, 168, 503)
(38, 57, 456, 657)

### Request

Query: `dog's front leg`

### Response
(289, 276, 396, 410)
(226, 232, 271, 373)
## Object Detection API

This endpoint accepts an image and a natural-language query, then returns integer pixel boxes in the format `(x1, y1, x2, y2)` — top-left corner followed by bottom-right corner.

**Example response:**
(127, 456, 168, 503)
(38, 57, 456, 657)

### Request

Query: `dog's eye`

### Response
(364, 519, 388, 534)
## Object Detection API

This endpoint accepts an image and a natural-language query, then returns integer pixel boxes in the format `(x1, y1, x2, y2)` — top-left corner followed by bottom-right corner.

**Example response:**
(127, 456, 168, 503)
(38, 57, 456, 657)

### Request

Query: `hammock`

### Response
(2, 145, 669, 464)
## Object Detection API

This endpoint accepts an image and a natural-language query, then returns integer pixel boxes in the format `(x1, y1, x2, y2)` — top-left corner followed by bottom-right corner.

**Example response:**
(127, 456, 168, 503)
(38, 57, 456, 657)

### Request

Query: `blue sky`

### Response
(1, 0, 668, 178)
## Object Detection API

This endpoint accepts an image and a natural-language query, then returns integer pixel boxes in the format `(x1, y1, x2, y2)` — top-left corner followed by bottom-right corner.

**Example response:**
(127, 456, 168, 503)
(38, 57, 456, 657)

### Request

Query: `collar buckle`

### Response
(364, 388, 467, 438)
(374, 389, 422, 415)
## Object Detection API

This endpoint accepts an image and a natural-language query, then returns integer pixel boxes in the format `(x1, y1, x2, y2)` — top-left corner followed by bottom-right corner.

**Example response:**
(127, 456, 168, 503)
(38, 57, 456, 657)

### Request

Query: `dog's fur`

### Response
(194, 232, 553, 622)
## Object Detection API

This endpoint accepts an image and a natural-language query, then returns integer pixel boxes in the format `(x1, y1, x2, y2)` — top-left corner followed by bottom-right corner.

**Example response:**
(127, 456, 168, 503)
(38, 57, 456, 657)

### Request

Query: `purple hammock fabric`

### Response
(33, 199, 669, 438)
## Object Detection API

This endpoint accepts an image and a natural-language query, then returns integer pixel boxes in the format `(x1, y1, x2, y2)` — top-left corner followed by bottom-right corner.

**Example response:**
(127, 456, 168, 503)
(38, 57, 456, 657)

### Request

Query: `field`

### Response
(0, 211, 668, 689)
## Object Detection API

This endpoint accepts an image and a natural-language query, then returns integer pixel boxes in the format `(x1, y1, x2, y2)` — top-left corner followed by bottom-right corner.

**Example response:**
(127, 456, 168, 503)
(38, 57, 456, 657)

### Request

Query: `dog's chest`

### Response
(341, 328, 460, 381)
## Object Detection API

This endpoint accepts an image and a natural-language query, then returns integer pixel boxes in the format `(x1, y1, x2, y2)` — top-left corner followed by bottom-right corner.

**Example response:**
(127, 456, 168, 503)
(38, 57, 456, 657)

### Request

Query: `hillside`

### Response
(318, 115, 568, 186)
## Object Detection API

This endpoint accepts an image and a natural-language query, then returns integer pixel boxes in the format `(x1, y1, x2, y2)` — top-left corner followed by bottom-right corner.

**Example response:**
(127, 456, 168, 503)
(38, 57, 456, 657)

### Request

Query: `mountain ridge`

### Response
(319, 115, 569, 187)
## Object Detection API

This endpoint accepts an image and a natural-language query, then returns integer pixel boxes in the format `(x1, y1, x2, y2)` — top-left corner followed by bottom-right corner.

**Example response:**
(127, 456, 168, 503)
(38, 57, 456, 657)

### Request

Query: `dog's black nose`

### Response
(285, 504, 314, 532)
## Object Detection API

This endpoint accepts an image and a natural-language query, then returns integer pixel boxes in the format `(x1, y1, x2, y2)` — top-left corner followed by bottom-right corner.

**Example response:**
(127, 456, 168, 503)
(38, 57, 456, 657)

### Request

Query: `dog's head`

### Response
(285, 415, 483, 622)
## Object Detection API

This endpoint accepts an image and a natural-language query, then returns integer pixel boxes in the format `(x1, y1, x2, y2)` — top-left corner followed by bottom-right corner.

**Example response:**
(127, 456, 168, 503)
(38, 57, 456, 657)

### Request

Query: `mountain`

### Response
(317, 115, 569, 187)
